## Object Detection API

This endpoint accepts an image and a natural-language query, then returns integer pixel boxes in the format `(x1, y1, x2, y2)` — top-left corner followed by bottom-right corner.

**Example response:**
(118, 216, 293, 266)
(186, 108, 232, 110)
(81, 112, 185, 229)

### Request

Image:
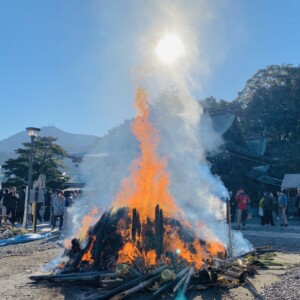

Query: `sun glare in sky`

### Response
(155, 34, 184, 64)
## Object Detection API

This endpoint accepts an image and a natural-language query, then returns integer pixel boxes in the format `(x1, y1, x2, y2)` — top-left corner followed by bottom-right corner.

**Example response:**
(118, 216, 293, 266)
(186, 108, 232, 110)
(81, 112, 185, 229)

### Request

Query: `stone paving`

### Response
(232, 216, 300, 253)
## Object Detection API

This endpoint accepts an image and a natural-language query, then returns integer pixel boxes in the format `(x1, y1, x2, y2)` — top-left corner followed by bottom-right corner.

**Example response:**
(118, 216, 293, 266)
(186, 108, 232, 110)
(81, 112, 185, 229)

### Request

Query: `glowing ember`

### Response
(207, 240, 226, 256)
(82, 236, 96, 263)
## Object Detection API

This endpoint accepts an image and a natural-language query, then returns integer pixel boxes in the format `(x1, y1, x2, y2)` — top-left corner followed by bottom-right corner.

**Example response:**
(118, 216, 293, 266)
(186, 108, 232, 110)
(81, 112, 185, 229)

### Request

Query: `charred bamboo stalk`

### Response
(179, 266, 194, 297)
(90, 266, 166, 300)
(155, 205, 160, 255)
(154, 205, 164, 257)
(132, 208, 138, 243)
(173, 272, 188, 293)
(115, 264, 141, 277)
(41, 275, 101, 284)
(101, 278, 123, 284)
(230, 265, 244, 273)
(244, 277, 260, 297)
(110, 274, 161, 300)
(93, 211, 111, 268)
(67, 210, 110, 271)
(255, 246, 274, 253)
(150, 267, 189, 299)
(226, 270, 244, 279)
(159, 208, 164, 256)
(29, 271, 116, 282)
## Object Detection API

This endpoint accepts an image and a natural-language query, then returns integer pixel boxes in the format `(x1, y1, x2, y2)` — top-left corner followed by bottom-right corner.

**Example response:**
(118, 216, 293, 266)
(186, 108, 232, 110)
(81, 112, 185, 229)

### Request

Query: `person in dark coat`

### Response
(65, 191, 74, 208)
(33, 187, 43, 223)
(262, 192, 275, 226)
(16, 185, 26, 224)
(3, 187, 19, 225)
(295, 188, 300, 217)
(52, 190, 66, 230)
(16, 186, 26, 224)
(43, 188, 52, 222)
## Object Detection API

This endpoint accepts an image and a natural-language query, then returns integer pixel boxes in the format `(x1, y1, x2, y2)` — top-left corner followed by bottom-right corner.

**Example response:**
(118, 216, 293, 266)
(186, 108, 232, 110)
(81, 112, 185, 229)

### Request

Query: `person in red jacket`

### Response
(235, 188, 251, 230)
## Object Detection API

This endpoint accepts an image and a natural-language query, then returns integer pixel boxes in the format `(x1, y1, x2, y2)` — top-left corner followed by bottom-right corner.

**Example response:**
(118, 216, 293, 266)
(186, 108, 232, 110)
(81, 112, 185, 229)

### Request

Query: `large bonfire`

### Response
(57, 87, 226, 275)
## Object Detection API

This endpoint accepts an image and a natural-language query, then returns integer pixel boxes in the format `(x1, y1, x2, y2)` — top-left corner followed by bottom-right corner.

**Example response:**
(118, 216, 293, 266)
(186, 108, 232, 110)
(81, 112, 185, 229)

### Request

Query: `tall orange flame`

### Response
(114, 88, 180, 220)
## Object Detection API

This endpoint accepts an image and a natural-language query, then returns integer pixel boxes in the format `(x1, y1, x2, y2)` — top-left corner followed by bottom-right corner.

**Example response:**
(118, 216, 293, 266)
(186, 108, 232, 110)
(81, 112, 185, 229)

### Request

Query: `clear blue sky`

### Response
(0, 0, 299, 140)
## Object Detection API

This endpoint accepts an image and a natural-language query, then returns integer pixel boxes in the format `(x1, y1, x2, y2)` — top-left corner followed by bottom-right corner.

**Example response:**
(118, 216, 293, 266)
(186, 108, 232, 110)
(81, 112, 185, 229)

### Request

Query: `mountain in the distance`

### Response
(0, 126, 100, 164)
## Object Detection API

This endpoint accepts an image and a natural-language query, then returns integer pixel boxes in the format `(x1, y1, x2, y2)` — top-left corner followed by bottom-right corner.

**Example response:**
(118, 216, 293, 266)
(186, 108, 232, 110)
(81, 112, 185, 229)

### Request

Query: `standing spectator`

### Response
(3, 187, 19, 225)
(64, 191, 74, 232)
(0, 189, 4, 223)
(1, 188, 8, 212)
(51, 190, 66, 230)
(33, 187, 43, 223)
(263, 192, 275, 226)
(1, 189, 9, 224)
(73, 190, 79, 201)
(259, 193, 266, 225)
(235, 188, 251, 230)
(0, 189, 3, 205)
(295, 188, 300, 217)
(277, 190, 288, 227)
(16, 185, 26, 224)
(43, 188, 52, 222)
(65, 191, 74, 208)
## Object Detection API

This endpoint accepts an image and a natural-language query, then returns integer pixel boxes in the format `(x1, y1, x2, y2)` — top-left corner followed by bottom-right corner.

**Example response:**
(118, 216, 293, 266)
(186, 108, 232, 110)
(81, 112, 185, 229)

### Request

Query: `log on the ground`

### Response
(87, 266, 167, 300)
(177, 266, 194, 297)
(150, 267, 188, 299)
(110, 274, 161, 300)
(29, 271, 117, 283)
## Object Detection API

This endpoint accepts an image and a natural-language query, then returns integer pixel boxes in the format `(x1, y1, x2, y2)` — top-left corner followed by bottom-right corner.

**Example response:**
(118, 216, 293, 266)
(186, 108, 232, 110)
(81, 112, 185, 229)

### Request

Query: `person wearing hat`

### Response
(277, 190, 288, 227)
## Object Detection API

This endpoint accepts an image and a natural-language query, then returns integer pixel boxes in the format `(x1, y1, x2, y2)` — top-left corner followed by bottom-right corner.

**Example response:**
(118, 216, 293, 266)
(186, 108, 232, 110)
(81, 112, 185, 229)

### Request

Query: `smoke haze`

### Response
(69, 0, 252, 255)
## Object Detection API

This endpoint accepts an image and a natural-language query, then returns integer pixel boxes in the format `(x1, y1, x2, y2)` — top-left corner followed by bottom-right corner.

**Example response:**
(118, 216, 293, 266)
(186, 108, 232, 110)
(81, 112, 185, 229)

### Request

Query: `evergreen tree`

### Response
(2, 136, 69, 189)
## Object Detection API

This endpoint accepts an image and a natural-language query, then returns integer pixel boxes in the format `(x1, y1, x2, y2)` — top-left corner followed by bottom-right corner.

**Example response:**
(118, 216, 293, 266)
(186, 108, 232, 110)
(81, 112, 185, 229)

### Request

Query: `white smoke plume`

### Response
(68, 0, 252, 255)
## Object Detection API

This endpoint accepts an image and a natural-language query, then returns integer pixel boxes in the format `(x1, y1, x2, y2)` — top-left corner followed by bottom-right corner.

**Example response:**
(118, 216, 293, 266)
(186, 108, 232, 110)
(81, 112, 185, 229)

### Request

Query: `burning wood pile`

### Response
(29, 88, 264, 298)
(29, 204, 272, 299)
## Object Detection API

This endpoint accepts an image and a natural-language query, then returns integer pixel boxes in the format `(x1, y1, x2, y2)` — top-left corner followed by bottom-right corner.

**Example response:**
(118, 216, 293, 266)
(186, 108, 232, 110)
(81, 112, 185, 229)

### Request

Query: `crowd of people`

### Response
(230, 187, 300, 230)
(1, 185, 300, 232)
(0, 187, 82, 231)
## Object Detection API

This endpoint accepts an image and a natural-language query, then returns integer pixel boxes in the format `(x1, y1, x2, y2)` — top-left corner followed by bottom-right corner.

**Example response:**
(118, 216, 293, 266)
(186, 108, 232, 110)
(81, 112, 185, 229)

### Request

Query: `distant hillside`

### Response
(0, 126, 100, 164)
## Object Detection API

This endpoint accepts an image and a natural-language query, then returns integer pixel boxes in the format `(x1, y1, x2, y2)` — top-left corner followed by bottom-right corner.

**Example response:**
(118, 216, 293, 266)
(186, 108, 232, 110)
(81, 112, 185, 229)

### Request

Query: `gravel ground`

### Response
(0, 223, 299, 299)
(262, 265, 300, 300)
(244, 235, 300, 253)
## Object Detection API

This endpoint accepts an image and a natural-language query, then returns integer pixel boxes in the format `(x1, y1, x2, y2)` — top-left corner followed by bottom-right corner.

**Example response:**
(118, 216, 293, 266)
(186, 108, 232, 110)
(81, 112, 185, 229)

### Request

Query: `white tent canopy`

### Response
(281, 174, 300, 190)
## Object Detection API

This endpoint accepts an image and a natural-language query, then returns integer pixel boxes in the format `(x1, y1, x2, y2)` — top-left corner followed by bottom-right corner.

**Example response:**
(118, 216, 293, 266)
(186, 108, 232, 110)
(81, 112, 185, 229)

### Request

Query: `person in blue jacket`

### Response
(277, 190, 288, 227)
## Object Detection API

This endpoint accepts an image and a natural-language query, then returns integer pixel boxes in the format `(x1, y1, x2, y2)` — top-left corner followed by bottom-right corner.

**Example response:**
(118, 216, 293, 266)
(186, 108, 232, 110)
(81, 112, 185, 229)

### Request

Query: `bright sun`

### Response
(155, 34, 184, 64)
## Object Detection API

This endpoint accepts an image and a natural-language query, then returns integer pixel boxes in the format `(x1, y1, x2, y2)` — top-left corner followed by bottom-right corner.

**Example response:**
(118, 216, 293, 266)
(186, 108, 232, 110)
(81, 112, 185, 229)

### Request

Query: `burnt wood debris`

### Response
(29, 206, 274, 299)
